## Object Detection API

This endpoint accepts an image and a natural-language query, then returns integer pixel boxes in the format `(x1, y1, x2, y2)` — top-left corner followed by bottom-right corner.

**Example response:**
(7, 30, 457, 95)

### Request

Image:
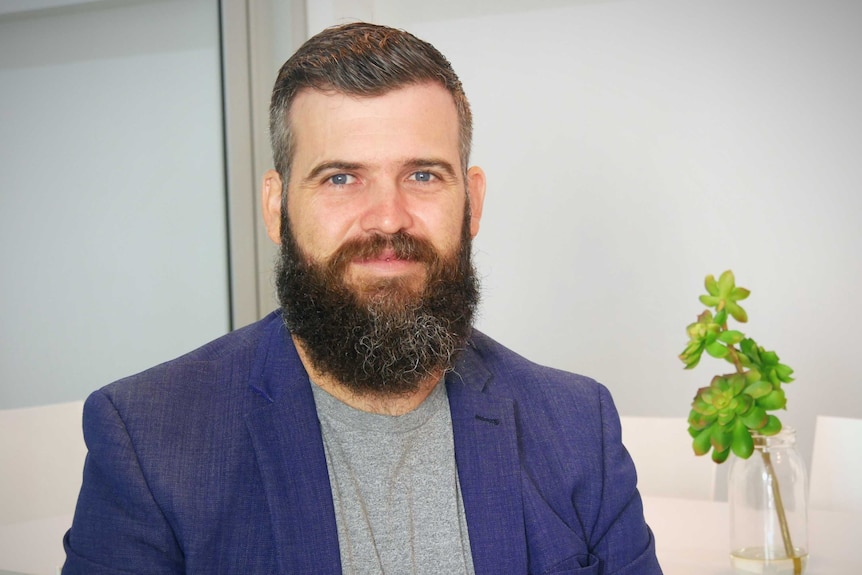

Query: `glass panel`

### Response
(0, 0, 229, 408)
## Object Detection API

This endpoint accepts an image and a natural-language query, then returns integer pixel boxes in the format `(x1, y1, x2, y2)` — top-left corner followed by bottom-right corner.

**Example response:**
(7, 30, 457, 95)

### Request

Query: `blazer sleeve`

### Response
(62, 390, 184, 575)
(589, 384, 662, 575)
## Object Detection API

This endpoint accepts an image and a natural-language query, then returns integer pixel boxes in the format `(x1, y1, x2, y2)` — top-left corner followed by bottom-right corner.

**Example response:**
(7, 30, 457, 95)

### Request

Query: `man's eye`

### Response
(328, 173, 355, 185)
(410, 171, 434, 183)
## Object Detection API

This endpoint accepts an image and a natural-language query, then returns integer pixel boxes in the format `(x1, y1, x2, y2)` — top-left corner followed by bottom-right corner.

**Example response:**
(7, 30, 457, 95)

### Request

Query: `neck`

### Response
(292, 335, 443, 416)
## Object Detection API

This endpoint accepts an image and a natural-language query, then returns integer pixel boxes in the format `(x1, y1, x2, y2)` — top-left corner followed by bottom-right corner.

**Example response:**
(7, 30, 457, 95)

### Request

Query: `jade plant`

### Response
(679, 270, 795, 462)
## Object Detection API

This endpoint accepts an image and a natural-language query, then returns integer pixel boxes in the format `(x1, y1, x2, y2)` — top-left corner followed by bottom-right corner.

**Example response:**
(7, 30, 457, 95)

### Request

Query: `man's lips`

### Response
(352, 248, 420, 274)
(358, 247, 406, 263)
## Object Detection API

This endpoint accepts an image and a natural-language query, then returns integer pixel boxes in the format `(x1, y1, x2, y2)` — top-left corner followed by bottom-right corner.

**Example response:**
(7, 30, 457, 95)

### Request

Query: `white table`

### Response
(643, 496, 862, 574)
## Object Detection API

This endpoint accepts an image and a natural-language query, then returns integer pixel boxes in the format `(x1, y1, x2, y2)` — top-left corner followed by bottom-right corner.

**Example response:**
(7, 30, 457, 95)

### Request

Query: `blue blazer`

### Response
(63, 312, 661, 574)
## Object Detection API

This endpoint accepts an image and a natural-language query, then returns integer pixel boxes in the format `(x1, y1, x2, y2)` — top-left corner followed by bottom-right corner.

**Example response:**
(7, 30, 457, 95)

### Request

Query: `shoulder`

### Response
(100, 312, 282, 400)
(79, 313, 292, 493)
(458, 330, 621, 450)
(463, 329, 611, 405)
(84, 312, 287, 438)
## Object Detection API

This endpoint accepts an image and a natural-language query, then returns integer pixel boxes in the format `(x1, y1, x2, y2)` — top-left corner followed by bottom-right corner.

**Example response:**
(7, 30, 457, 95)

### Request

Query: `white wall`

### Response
(309, 0, 862, 477)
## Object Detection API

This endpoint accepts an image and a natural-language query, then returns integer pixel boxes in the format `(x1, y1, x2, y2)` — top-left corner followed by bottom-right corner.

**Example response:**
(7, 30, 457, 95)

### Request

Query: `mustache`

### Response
(326, 232, 440, 274)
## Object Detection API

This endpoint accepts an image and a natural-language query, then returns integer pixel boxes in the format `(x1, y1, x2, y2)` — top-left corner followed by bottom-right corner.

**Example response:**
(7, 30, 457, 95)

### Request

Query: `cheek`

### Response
(420, 202, 467, 251)
(284, 198, 319, 256)
(287, 199, 358, 259)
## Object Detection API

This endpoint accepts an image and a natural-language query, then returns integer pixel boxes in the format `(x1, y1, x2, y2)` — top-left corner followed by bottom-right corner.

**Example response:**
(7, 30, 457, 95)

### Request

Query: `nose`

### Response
(359, 181, 414, 235)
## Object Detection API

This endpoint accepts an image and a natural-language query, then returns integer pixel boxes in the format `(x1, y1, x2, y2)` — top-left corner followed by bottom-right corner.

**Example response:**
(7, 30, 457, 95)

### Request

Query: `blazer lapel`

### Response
(447, 349, 527, 574)
(245, 319, 342, 574)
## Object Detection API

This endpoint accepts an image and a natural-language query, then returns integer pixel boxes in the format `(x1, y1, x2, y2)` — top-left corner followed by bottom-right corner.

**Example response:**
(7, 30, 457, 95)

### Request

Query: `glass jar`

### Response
(728, 427, 808, 574)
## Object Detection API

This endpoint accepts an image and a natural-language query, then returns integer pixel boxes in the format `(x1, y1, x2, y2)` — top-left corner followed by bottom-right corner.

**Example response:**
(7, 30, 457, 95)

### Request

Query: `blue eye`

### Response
(412, 171, 433, 182)
(328, 173, 354, 185)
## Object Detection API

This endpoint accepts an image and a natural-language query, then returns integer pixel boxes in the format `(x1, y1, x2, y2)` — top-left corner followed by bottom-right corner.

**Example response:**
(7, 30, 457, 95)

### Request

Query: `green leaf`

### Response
(731, 287, 750, 301)
(717, 410, 735, 426)
(757, 389, 786, 410)
(711, 424, 732, 452)
(717, 270, 735, 294)
(691, 398, 717, 416)
(726, 301, 748, 323)
(718, 330, 745, 344)
(714, 309, 728, 326)
(679, 340, 705, 369)
(681, 338, 703, 353)
(743, 380, 773, 399)
(705, 274, 719, 296)
(744, 369, 762, 384)
(700, 294, 721, 308)
(734, 393, 754, 415)
(732, 420, 754, 459)
(769, 370, 780, 386)
(712, 447, 731, 464)
(686, 321, 704, 339)
(740, 339, 759, 362)
(741, 405, 768, 429)
(706, 342, 729, 359)
(693, 426, 712, 456)
(775, 364, 794, 383)
(760, 415, 782, 436)
(728, 374, 746, 396)
(688, 411, 716, 430)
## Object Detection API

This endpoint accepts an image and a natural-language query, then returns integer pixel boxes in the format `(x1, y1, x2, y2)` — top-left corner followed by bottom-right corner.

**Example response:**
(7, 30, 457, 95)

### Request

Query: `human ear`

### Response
(262, 170, 284, 245)
(466, 166, 486, 238)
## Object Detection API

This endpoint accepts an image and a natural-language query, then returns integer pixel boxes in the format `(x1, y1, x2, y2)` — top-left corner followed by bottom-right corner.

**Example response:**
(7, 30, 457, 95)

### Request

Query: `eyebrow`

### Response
(403, 158, 458, 180)
(304, 161, 364, 183)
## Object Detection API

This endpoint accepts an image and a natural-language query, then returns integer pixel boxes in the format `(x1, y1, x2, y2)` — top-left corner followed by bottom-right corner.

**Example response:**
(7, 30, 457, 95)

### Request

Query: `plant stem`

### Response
(720, 320, 745, 374)
(760, 450, 802, 574)
(727, 345, 745, 374)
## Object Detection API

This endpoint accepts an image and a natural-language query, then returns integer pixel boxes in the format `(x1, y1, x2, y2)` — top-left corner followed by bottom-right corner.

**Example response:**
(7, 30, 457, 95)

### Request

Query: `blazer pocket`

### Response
(541, 552, 599, 574)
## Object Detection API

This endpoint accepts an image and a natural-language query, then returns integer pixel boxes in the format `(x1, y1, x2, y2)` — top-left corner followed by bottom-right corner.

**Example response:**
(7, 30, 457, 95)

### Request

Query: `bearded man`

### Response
(63, 22, 662, 575)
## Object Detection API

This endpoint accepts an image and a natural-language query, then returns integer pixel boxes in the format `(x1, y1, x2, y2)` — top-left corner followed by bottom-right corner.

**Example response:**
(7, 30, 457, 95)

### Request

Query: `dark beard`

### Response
(275, 210, 479, 397)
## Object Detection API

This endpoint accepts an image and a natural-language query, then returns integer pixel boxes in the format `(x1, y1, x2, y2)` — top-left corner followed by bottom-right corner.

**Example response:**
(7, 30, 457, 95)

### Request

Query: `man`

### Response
(63, 22, 661, 574)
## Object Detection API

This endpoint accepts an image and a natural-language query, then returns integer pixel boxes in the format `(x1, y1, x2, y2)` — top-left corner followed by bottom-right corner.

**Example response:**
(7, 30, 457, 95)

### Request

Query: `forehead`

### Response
(287, 83, 461, 170)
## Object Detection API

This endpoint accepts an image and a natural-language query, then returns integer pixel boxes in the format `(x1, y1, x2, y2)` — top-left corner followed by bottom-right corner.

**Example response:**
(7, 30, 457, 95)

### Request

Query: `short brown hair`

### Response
(269, 22, 472, 187)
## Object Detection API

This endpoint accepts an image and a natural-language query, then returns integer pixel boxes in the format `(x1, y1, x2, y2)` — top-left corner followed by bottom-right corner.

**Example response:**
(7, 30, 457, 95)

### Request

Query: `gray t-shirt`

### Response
(311, 380, 476, 575)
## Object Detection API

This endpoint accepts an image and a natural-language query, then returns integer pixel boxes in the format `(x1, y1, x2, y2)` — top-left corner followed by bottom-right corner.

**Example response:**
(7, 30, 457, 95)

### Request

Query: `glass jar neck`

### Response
(752, 427, 796, 450)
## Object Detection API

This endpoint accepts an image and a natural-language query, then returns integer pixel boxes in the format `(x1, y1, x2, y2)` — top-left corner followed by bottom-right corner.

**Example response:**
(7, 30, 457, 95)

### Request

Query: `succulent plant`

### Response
(679, 271, 795, 463)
